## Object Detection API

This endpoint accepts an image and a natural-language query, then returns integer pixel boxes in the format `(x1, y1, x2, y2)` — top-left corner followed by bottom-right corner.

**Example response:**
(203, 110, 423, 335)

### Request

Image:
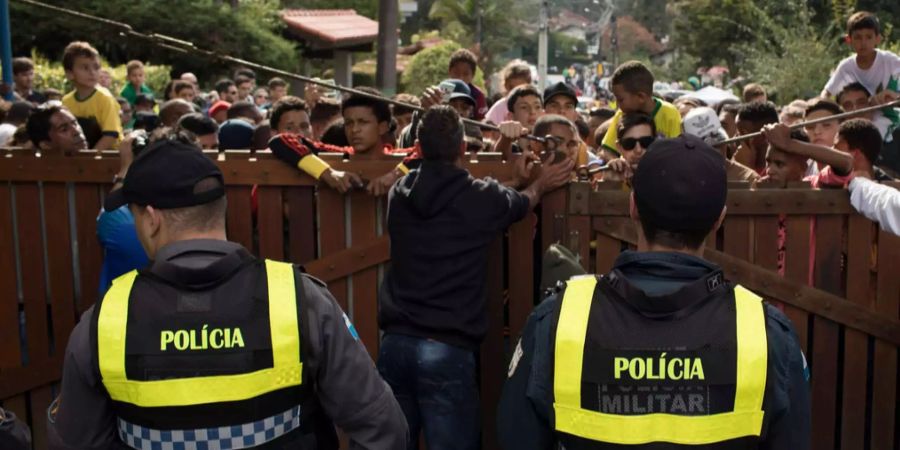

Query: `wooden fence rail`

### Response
(0, 150, 897, 450)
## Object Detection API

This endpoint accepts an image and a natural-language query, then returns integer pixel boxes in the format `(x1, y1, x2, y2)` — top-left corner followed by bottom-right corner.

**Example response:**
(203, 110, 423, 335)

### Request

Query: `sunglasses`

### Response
(620, 135, 655, 150)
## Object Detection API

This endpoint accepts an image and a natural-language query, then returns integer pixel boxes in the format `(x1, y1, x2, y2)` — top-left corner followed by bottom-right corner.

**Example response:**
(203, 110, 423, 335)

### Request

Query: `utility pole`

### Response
(0, 0, 12, 100)
(376, 0, 399, 95)
(610, 14, 618, 69)
(538, 1, 549, 92)
(475, 0, 482, 51)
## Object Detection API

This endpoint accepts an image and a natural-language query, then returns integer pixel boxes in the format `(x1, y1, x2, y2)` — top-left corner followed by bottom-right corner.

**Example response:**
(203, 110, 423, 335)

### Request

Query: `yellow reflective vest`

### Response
(553, 276, 767, 445)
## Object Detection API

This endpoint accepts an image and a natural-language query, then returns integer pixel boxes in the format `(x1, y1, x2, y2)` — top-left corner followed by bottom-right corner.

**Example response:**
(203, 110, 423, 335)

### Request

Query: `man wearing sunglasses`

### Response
(603, 113, 656, 184)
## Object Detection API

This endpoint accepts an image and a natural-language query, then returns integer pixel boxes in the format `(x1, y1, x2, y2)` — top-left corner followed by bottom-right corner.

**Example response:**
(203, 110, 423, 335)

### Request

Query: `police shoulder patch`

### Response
(508, 339, 524, 378)
(342, 313, 360, 341)
(801, 351, 810, 381)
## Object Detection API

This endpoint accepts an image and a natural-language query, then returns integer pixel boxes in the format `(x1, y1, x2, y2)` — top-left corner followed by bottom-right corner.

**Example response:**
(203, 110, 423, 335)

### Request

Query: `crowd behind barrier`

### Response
(0, 4, 898, 450)
(0, 149, 897, 449)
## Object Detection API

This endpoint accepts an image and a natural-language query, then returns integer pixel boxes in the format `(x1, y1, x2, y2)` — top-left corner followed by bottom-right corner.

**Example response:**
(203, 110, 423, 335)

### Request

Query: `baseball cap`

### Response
(208, 100, 231, 117)
(682, 107, 728, 146)
(441, 79, 476, 108)
(543, 82, 577, 105)
(104, 139, 224, 211)
(632, 135, 727, 233)
(218, 118, 254, 150)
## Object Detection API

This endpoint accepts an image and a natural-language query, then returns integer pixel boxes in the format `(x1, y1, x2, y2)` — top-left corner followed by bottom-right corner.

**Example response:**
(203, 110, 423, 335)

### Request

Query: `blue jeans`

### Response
(377, 334, 480, 450)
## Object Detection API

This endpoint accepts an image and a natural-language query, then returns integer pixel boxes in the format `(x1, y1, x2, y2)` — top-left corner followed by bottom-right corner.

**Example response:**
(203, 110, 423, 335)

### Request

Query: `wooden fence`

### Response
(0, 149, 554, 449)
(0, 149, 897, 450)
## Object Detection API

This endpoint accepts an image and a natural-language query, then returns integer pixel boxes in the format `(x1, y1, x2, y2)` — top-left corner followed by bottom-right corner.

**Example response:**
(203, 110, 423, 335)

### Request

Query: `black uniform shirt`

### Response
(48, 239, 407, 450)
(498, 251, 811, 450)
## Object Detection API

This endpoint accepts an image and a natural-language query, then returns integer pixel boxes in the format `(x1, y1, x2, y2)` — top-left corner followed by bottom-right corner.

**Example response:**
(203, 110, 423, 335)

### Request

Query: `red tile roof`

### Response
(281, 9, 379, 48)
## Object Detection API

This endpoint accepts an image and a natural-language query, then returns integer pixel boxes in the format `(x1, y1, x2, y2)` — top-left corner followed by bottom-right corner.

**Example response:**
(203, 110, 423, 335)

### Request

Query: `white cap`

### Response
(682, 107, 728, 146)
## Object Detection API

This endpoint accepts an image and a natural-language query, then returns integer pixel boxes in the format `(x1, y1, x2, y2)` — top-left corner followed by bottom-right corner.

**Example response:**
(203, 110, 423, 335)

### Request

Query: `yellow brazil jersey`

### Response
(601, 98, 681, 155)
(63, 86, 123, 148)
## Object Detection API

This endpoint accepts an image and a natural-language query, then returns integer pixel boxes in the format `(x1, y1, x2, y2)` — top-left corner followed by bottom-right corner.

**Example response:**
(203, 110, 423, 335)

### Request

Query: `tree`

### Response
(733, 2, 841, 101)
(28, 51, 172, 95)
(400, 41, 485, 95)
(10, 0, 298, 84)
(669, 0, 900, 82)
(671, 0, 835, 71)
(620, 0, 673, 39)
(428, 0, 528, 74)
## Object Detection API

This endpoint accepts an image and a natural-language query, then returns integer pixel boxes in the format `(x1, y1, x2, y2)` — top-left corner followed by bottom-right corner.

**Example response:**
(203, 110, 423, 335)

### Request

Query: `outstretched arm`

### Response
(762, 124, 853, 175)
(268, 134, 363, 193)
(848, 175, 900, 236)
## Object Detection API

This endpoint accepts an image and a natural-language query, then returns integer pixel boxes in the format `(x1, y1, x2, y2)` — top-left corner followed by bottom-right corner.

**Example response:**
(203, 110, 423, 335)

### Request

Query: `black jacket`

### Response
(0, 408, 31, 450)
(48, 239, 407, 450)
(497, 251, 811, 450)
(379, 161, 530, 349)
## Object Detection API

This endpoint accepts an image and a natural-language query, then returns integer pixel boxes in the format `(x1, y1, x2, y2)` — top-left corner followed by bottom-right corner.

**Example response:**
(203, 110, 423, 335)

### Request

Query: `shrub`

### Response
(400, 41, 484, 96)
(29, 50, 171, 97)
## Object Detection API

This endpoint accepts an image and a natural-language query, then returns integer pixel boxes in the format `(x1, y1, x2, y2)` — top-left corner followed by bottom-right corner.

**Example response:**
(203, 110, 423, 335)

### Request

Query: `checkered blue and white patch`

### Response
(117, 405, 301, 450)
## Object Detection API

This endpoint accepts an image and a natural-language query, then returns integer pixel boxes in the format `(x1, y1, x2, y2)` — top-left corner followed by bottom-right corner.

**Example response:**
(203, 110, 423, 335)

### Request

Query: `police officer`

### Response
(497, 135, 810, 449)
(48, 138, 407, 449)
(0, 407, 31, 450)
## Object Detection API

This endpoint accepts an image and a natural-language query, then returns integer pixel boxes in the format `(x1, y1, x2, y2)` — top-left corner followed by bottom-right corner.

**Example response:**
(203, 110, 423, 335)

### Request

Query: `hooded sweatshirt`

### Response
(378, 160, 531, 349)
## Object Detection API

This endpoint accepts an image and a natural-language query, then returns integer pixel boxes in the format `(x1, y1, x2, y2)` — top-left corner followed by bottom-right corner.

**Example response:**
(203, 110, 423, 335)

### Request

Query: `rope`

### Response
(718, 98, 900, 146)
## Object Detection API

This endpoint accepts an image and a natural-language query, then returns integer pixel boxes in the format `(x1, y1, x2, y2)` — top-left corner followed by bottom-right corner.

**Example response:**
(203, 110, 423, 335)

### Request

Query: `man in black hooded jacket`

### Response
(377, 105, 574, 450)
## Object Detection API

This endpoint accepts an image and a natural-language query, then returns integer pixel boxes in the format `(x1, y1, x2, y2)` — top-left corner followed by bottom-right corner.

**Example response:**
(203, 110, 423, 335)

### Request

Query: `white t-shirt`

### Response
(824, 49, 900, 96)
(0, 123, 17, 146)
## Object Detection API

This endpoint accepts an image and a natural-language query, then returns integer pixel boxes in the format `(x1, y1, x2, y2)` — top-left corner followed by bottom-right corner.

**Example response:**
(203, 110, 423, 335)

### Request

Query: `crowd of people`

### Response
(0, 7, 898, 450)
(1, 15, 896, 206)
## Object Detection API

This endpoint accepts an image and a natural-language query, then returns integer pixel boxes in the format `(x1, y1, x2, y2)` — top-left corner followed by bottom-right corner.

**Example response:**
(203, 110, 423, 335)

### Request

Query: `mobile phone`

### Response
(539, 135, 568, 165)
(542, 150, 569, 164)
(438, 81, 456, 103)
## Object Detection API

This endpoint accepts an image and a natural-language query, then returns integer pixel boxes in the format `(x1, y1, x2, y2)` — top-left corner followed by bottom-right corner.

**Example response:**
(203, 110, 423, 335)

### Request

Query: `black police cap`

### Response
(104, 139, 225, 211)
(632, 135, 727, 234)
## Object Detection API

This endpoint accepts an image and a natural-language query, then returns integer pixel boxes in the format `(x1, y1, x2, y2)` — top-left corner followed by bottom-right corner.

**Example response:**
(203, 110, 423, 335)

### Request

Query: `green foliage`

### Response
(28, 52, 69, 94)
(411, 31, 442, 44)
(671, 0, 802, 70)
(28, 51, 171, 97)
(831, 0, 858, 27)
(10, 0, 298, 85)
(400, 41, 484, 95)
(622, 0, 673, 39)
(671, 0, 849, 78)
(428, 0, 526, 74)
(553, 33, 590, 63)
(663, 53, 701, 82)
(733, 3, 841, 101)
